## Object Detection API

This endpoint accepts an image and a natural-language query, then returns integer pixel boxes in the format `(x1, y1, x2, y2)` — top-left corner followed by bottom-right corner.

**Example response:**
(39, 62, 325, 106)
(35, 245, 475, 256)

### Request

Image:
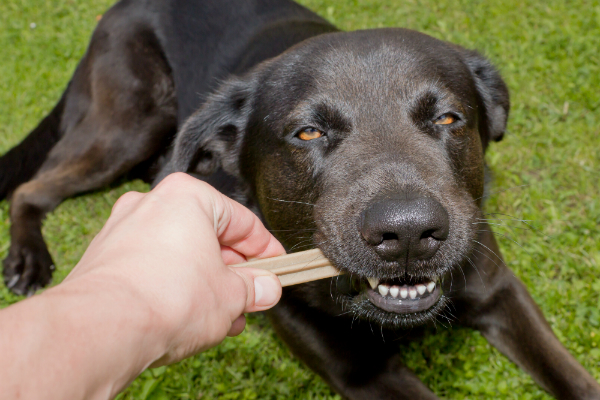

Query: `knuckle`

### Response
(156, 172, 213, 191)
(113, 191, 141, 211)
(160, 172, 193, 188)
(157, 172, 214, 197)
(232, 269, 253, 306)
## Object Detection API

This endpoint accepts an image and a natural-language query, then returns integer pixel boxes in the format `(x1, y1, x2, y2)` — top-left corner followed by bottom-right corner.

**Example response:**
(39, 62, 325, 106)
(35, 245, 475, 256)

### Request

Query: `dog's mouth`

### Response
(364, 277, 442, 314)
(335, 273, 447, 329)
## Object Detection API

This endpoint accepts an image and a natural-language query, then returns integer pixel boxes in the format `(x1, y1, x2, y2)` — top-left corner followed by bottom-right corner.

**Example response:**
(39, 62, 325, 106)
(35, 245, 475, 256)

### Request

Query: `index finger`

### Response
(154, 173, 286, 261)
(213, 191, 286, 260)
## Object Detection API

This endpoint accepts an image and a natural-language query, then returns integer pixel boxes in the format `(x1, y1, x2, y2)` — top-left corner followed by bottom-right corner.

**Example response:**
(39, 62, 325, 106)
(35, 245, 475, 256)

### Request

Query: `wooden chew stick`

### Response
(232, 248, 342, 287)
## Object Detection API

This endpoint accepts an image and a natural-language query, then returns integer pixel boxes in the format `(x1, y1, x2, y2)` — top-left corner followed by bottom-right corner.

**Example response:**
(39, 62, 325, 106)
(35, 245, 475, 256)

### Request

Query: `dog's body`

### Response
(1, 0, 599, 398)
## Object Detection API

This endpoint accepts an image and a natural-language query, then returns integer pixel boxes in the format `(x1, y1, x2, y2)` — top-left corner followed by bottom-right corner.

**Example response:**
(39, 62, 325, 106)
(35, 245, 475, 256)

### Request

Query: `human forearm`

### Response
(1, 277, 163, 400)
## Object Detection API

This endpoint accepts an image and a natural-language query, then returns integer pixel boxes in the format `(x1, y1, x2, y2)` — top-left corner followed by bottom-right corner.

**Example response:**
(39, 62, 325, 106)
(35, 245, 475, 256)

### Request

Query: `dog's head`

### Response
(169, 28, 509, 328)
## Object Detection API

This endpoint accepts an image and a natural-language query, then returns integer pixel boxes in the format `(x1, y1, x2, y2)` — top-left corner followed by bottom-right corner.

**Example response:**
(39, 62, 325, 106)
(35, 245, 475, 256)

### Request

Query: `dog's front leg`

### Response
(268, 286, 440, 400)
(454, 227, 600, 399)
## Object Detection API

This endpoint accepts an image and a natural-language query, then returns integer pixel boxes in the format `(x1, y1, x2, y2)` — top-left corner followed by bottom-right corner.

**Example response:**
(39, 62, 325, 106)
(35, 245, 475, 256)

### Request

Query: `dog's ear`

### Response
(157, 75, 257, 183)
(462, 50, 510, 147)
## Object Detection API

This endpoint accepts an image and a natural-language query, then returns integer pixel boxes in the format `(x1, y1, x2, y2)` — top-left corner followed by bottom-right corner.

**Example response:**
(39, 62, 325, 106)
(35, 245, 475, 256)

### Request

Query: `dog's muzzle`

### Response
(365, 277, 442, 313)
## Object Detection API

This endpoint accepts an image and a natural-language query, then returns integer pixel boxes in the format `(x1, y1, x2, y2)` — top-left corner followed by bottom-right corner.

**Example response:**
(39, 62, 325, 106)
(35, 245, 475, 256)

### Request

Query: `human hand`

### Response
(62, 172, 285, 366)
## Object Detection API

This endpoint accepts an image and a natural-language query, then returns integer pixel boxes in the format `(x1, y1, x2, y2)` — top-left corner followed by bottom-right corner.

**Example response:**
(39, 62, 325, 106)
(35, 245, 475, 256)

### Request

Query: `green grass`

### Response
(1, 0, 599, 398)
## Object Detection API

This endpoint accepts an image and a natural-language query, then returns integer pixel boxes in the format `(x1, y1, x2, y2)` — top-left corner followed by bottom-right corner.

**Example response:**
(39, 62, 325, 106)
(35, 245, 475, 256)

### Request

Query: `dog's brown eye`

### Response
(434, 114, 457, 125)
(297, 128, 324, 141)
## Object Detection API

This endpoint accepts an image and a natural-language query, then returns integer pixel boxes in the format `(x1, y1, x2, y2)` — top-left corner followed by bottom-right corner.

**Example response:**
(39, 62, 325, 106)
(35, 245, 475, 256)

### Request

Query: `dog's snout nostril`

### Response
(420, 226, 448, 241)
(420, 229, 436, 240)
(381, 232, 399, 242)
(360, 196, 450, 263)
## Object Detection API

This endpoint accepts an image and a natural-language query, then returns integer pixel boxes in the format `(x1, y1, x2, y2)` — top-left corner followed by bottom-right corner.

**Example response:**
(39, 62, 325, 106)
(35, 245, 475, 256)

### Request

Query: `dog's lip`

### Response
(360, 277, 442, 314)
(366, 283, 442, 314)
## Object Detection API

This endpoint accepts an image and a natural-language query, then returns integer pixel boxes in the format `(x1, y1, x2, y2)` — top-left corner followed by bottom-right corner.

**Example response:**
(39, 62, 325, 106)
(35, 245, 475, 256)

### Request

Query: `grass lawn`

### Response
(1, 0, 599, 398)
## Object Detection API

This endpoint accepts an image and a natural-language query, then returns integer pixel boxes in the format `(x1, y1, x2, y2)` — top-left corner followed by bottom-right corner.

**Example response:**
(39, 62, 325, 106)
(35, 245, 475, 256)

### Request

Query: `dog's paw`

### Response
(3, 241, 54, 296)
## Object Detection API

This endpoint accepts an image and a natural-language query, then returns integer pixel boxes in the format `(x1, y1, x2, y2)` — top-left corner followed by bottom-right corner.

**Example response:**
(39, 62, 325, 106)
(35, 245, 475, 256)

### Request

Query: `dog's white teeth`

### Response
(378, 284, 389, 297)
(373, 280, 435, 300)
(367, 277, 380, 290)
(409, 287, 417, 299)
(427, 281, 436, 293)
(400, 286, 408, 299)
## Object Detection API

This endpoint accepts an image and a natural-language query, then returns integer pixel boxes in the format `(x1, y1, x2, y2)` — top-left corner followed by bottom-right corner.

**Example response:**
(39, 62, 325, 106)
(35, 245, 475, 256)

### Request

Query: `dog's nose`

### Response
(360, 197, 449, 263)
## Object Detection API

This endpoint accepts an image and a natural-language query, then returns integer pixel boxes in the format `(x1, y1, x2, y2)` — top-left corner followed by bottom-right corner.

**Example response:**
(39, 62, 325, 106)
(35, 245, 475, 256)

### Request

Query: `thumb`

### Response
(230, 267, 282, 313)
(225, 268, 282, 337)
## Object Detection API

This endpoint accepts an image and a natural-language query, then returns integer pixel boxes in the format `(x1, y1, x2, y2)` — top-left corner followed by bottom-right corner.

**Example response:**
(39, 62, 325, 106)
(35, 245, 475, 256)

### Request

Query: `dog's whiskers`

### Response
(473, 183, 532, 203)
(267, 197, 316, 207)
(481, 212, 541, 232)
(477, 216, 554, 241)
(283, 232, 314, 243)
(476, 229, 527, 251)
(457, 263, 468, 289)
(288, 239, 330, 252)
(472, 221, 535, 232)
(439, 305, 457, 326)
(268, 228, 318, 232)
(470, 245, 503, 272)
(465, 255, 486, 291)
(471, 239, 503, 262)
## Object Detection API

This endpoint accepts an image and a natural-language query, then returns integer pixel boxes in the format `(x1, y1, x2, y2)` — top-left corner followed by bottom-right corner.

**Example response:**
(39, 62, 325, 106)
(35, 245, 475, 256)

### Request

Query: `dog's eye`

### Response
(434, 114, 457, 125)
(297, 128, 324, 141)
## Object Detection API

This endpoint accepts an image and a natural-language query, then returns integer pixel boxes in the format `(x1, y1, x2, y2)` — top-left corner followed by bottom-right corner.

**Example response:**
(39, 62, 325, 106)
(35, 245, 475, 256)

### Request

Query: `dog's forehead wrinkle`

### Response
(263, 43, 478, 139)
(304, 75, 471, 135)
(313, 42, 465, 89)
(287, 96, 354, 132)
(318, 36, 438, 77)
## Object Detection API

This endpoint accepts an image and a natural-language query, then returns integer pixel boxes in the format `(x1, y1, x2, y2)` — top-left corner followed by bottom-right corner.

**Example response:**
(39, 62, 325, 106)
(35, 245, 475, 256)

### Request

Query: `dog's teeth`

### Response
(389, 286, 399, 298)
(427, 281, 436, 293)
(409, 287, 417, 299)
(416, 284, 426, 295)
(400, 286, 408, 299)
(378, 284, 389, 297)
(367, 277, 380, 289)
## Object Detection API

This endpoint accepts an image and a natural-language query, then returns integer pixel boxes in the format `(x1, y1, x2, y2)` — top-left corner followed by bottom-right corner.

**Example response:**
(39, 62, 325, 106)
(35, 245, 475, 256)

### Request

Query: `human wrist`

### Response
(42, 275, 169, 398)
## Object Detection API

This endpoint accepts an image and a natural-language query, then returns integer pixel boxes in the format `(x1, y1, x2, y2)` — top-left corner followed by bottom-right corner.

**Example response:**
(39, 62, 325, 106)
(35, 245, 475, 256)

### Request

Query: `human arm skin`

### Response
(0, 173, 285, 400)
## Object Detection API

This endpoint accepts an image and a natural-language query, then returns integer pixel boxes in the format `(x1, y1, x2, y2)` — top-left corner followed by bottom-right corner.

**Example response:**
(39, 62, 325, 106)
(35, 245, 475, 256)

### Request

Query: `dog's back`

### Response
(146, 0, 336, 122)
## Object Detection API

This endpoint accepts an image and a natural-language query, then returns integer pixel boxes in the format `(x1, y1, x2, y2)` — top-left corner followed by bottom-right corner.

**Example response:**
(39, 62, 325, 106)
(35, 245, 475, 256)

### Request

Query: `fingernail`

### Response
(254, 276, 280, 307)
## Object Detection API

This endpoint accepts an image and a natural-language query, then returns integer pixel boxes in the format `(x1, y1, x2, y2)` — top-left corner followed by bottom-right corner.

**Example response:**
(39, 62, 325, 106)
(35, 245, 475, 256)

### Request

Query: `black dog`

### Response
(1, 0, 599, 398)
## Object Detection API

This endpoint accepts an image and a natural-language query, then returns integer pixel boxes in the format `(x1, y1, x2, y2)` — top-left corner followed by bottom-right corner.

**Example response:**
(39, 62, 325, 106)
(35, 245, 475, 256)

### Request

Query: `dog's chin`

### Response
(336, 275, 448, 329)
